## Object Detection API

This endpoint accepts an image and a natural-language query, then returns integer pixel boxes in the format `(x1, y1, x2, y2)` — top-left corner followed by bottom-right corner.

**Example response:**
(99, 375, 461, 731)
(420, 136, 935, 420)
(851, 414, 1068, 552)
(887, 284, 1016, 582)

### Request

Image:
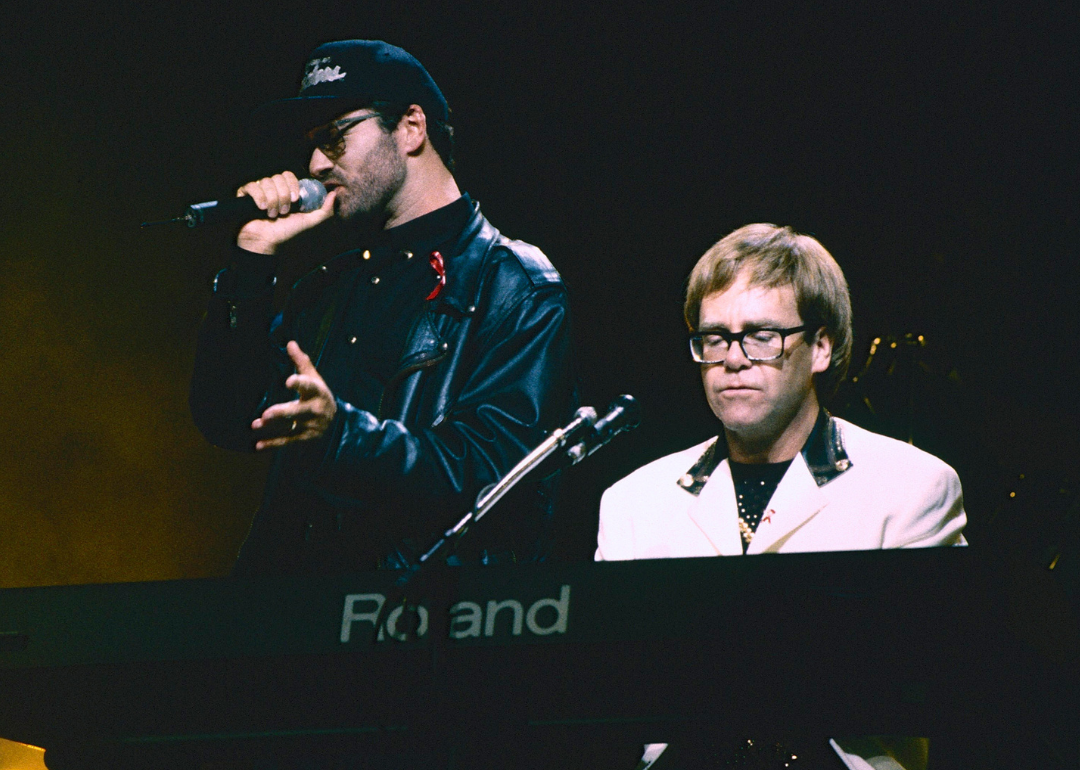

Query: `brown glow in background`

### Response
(2, 2, 1077, 587)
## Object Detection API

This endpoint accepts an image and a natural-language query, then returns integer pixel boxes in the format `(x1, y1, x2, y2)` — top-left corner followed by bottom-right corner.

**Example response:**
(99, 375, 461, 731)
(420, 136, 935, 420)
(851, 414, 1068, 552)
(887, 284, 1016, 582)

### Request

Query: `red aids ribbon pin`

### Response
(426, 251, 446, 300)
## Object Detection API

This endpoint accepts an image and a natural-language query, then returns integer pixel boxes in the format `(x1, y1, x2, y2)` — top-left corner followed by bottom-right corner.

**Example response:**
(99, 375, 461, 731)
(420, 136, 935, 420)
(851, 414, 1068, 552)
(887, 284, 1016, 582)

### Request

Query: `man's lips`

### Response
(718, 385, 758, 395)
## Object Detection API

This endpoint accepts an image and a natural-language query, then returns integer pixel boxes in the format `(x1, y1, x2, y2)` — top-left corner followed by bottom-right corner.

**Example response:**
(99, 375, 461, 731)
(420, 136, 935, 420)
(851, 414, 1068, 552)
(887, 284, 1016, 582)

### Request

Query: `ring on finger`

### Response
(291, 420, 298, 433)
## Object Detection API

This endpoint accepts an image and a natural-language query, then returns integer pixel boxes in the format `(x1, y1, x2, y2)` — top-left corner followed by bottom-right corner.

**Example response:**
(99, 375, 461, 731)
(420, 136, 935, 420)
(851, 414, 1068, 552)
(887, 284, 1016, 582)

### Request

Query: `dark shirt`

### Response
(728, 458, 793, 553)
(313, 194, 474, 413)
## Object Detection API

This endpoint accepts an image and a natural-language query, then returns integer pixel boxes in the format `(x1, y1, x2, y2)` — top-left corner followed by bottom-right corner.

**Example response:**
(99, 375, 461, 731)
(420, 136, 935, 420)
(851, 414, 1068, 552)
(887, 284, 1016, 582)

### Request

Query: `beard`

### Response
(327, 131, 407, 228)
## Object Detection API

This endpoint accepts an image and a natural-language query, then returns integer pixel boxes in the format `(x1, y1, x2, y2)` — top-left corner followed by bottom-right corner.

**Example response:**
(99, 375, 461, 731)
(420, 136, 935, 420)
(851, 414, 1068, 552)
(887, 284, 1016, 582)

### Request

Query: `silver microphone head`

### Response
(297, 178, 327, 212)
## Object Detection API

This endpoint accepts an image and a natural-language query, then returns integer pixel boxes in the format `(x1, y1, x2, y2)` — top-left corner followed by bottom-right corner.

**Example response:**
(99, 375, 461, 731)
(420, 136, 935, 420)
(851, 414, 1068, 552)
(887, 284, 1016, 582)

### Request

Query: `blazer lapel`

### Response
(747, 453, 829, 554)
(687, 460, 745, 556)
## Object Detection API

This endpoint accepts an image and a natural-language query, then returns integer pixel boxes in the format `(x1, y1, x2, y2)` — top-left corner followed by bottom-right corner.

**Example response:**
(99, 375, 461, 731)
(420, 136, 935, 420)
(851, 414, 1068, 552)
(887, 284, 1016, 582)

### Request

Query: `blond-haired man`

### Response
(597, 224, 965, 769)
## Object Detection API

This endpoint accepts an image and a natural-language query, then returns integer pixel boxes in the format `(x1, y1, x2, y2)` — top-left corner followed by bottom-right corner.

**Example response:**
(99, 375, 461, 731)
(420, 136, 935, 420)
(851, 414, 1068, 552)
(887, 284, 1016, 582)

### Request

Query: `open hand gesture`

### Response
(252, 341, 337, 450)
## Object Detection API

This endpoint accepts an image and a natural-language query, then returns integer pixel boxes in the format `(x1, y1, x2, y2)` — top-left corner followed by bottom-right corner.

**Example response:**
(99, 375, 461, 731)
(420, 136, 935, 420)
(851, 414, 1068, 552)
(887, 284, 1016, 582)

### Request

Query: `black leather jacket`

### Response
(190, 204, 576, 574)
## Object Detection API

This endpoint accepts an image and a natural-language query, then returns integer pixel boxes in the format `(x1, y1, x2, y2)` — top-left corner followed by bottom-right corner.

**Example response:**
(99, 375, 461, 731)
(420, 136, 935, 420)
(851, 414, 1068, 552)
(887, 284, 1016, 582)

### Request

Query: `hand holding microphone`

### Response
(234, 171, 336, 255)
(142, 171, 336, 254)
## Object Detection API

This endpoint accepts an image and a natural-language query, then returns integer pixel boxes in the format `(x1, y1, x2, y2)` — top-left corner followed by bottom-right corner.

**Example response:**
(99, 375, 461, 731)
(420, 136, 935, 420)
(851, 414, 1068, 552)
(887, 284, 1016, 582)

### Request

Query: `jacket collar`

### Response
(429, 201, 498, 317)
(801, 408, 853, 485)
(676, 409, 852, 497)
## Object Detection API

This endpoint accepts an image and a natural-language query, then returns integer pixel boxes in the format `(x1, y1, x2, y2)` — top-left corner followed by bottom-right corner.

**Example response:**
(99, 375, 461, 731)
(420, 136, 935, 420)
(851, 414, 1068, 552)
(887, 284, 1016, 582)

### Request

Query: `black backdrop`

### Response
(2, 1, 1078, 585)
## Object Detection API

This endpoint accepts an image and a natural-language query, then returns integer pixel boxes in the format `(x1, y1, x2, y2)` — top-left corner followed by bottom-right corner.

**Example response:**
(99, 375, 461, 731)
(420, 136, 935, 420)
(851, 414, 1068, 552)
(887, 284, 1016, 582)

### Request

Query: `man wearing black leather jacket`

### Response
(190, 40, 576, 575)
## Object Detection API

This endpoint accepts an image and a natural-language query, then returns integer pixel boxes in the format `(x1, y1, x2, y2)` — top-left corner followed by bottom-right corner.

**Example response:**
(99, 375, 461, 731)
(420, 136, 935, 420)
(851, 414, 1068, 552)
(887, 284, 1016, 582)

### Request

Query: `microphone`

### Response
(141, 178, 327, 228)
(559, 406, 601, 445)
(565, 394, 641, 465)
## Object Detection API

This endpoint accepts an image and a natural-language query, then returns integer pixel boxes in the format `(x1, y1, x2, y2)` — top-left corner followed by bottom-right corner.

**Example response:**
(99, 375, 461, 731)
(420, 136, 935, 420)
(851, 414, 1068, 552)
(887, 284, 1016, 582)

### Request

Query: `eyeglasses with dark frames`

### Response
(305, 113, 381, 160)
(689, 325, 814, 364)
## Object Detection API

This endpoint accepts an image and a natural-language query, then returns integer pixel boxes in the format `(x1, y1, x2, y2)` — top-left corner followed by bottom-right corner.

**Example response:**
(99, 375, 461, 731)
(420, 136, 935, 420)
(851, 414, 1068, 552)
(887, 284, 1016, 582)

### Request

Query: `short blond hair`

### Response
(684, 223, 852, 397)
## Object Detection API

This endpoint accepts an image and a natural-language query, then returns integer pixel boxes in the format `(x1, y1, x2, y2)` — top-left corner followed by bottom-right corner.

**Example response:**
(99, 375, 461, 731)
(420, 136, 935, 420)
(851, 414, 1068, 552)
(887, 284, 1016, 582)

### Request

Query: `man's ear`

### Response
(810, 328, 833, 376)
(396, 104, 428, 155)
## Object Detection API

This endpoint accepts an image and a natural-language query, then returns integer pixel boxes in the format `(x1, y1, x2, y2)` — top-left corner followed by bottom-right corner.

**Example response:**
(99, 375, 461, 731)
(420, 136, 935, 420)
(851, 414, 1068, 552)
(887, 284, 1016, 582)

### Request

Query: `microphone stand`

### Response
(369, 407, 598, 644)
(408, 406, 597, 582)
(411, 395, 639, 576)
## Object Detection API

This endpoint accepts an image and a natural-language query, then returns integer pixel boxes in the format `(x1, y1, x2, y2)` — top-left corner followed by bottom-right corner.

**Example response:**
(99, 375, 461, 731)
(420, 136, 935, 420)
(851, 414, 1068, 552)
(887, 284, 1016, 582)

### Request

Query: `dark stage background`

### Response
(2, 1, 1078, 587)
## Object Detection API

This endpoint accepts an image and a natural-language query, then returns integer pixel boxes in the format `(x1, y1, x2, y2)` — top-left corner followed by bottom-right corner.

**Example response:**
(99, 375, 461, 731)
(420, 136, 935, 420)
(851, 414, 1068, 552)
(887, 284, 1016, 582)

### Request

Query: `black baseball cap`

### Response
(254, 40, 449, 136)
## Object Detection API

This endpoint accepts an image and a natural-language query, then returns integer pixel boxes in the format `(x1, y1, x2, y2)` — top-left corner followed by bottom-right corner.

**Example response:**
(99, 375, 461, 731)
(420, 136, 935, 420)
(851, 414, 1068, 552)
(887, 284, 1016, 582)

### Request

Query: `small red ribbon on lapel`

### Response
(426, 250, 446, 300)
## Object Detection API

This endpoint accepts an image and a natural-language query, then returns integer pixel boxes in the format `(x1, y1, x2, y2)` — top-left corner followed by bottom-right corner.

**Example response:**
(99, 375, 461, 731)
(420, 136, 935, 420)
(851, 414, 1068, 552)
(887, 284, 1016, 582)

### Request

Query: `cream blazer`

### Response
(596, 417, 966, 561)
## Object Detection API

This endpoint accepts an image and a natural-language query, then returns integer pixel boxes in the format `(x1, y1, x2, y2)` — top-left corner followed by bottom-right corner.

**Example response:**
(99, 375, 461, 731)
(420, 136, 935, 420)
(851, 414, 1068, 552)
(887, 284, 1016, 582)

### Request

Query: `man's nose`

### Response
(309, 147, 332, 177)
(724, 340, 752, 369)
